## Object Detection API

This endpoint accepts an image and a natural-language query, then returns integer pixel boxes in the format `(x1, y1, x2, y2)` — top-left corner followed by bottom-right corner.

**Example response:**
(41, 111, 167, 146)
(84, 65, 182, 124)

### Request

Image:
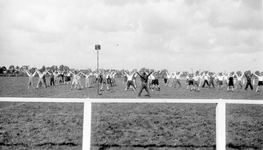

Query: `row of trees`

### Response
(0, 65, 260, 78)
(0, 65, 71, 76)
(0, 65, 170, 78)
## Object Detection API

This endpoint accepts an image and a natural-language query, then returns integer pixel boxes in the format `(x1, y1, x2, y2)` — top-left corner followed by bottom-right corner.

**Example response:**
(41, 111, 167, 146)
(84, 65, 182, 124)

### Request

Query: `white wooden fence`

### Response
(1, 98, 263, 150)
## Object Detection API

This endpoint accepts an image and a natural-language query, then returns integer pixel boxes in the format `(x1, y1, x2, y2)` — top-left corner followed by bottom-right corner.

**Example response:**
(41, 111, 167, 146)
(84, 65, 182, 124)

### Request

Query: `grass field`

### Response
(226, 104, 263, 150)
(1, 77, 263, 150)
(92, 103, 263, 150)
(0, 102, 83, 150)
(91, 103, 216, 150)
(0, 77, 263, 99)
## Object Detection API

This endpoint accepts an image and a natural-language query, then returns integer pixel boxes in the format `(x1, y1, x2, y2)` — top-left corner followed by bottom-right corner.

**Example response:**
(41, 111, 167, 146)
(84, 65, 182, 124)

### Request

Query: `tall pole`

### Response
(97, 49, 99, 71)
(95, 44, 101, 95)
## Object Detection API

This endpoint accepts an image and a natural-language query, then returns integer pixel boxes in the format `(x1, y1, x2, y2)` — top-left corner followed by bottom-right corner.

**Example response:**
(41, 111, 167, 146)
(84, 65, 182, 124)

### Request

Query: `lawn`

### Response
(0, 77, 262, 99)
(0, 102, 83, 150)
(91, 103, 216, 150)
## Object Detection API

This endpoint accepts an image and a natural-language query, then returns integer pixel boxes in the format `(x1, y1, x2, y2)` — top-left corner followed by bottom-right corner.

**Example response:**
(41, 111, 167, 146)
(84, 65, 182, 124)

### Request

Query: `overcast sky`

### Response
(0, 0, 262, 72)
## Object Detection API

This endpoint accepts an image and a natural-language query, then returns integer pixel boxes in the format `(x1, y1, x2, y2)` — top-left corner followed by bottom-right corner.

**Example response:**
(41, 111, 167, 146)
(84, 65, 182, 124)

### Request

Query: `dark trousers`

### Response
(138, 83, 150, 97)
(209, 80, 215, 88)
(202, 80, 209, 87)
(245, 81, 253, 90)
(50, 77, 55, 86)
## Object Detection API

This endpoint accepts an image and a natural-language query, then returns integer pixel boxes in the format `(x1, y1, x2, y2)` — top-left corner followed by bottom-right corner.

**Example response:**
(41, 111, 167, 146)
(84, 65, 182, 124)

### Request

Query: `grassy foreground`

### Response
(0, 102, 83, 150)
(91, 103, 216, 150)
(226, 104, 263, 150)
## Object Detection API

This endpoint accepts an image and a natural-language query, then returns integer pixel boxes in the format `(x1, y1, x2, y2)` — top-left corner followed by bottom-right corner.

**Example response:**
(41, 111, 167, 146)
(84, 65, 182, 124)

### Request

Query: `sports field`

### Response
(0, 102, 83, 150)
(226, 104, 263, 150)
(92, 103, 216, 150)
(91, 103, 263, 150)
(0, 77, 262, 99)
(0, 77, 263, 150)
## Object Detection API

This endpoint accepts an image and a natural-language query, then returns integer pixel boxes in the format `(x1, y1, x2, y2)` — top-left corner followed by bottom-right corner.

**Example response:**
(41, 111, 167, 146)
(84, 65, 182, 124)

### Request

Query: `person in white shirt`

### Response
(110, 71, 117, 87)
(185, 72, 190, 85)
(25, 68, 37, 89)
(80, 71, 93, 88)
(100, 70, 111, 91)
(151, 71, 160, 91)
(193, 72, 201, 91)
(148, 72, 155, 90)
(69, 70, 82, 90)
(166, 71, 172, 87)
(174, 71, 182, 88)
(36, 69, 48, 89)
(253, 72, 263, 92)
(235, 71, 244, 89)
(124, 71, 136, 91)
(208, 72, 216, 89)
(223, 73, 228, 87)
(216, 72, 224, 90)
(202, 71, 210, 88)
(170, 72, 176, 88)
(186, 73, 194, 91)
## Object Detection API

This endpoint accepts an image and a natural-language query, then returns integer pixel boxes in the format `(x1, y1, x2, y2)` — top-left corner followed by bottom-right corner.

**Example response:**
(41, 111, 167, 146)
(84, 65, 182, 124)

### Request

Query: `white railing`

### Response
(1, 98, 263, 150)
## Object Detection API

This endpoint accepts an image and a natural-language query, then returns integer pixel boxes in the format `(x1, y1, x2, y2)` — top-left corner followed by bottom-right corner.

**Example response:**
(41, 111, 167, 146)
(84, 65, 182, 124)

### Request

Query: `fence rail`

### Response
(0, 98, 262, 150)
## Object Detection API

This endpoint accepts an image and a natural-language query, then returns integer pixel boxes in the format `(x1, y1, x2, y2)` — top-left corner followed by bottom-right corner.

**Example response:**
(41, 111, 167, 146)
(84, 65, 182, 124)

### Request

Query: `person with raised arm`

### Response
(223, 72, 228, 87)
(174, 71, 182, 88)
(193, 71, 201, 92)
(100, 70, 111, 91)
(64, 70, 71, 84)
(186, 72, 194, 91)
(52, 70, 59, 84)
(46, 70, 55, 86)
(124, 70, 136, 91)
(77, 71, 84, 89)
(235, 71, 244, 89)
(132, 70, 138, 89)
(36, 69, 48, 89)
(109, 71, 117, 86)
(253, 71, 263, 92)
(165, 70, 171, 86)
(152, 70, 160, 91)
(167, 71, 173, 87)
(25, 68, 37, 89)
(244, 71, 254, 91)
(202, 71, 210, 88)
(80, 71, 93, 88)
(216, 72, 224, 90)
(148, 71, 155, 90)
(137, 69, 154, 97)
(227, 72, 235, 92)
(170, 71, 176, 88)
(69, 70, 82, 90)
(208, 72, 216, 89)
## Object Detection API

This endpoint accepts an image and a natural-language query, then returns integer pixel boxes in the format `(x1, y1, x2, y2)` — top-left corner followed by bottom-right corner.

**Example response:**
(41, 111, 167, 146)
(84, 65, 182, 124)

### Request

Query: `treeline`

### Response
(0, 65, 169, 78)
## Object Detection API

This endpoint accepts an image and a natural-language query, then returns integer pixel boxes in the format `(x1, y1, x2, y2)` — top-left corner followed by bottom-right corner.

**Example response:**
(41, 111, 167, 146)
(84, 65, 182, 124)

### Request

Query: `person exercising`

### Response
(25, 68, 37, 89)
(136, 70, 154, 97)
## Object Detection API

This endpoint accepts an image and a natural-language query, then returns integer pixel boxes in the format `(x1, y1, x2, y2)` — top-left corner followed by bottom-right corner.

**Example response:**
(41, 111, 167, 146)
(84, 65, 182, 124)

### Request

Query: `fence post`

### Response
(83, 101, 91, 150)
(216, 101, 226, 150)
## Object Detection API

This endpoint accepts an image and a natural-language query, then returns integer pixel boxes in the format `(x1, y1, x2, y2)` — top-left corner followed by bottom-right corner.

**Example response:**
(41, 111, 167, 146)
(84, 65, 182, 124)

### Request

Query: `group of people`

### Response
(122, 69, 155, 97)
(163, 70, 263, 92)
(25, 68, 118, 90)
(25, 67, 263, 96)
